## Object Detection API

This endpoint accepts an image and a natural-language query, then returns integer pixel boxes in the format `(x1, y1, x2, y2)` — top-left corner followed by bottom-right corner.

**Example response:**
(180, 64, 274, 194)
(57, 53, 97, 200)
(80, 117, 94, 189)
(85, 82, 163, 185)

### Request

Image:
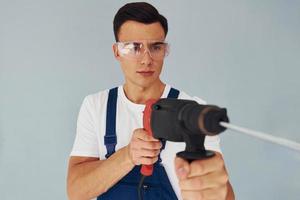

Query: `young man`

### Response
(67, 2, 235, 200)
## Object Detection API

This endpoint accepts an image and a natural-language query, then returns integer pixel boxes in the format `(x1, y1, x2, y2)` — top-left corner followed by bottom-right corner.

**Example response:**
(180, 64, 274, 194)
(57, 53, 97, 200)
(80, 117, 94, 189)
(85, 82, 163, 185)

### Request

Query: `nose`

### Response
(140, 49, 153, 66)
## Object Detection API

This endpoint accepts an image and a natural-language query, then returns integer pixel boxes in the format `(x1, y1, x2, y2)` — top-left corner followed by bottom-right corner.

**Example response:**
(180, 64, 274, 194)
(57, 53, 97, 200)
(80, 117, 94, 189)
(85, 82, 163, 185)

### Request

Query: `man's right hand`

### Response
(126, 128, 162, 165)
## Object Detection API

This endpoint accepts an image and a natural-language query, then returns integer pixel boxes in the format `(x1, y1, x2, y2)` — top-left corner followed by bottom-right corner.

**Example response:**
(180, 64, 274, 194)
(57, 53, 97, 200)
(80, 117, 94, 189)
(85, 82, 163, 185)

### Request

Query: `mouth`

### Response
(136, 71, 155, 76)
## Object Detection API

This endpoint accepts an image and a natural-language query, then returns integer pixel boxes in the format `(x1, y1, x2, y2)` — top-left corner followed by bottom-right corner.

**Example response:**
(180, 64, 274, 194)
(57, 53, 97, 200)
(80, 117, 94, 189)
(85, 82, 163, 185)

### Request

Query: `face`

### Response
(113, 20, 167, 88)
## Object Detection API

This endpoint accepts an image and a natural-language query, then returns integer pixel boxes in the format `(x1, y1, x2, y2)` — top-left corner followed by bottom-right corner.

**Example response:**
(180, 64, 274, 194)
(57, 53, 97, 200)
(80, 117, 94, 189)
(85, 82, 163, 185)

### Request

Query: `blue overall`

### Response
(97, 87, 180, 200)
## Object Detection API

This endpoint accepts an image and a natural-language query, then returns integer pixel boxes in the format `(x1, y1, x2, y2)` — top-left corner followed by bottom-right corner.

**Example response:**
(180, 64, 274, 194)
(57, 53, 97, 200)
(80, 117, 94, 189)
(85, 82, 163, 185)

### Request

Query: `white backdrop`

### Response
(1, 0, 300, 199)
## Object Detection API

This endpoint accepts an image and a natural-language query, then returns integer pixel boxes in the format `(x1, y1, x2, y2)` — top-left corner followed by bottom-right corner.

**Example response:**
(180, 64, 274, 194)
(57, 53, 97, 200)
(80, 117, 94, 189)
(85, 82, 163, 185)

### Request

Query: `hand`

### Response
(126, 128, 162, 165)
(175, 152, 229, 200)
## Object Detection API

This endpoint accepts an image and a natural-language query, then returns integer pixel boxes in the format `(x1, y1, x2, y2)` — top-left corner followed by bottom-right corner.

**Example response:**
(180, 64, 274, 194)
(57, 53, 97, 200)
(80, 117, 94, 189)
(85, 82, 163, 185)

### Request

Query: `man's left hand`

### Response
(175, 152, 231, 200)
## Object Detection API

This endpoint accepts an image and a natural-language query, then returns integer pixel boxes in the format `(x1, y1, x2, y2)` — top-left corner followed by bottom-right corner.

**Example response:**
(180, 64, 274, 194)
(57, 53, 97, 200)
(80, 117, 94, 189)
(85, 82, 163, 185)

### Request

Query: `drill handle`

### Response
(141, 99, 158, 176)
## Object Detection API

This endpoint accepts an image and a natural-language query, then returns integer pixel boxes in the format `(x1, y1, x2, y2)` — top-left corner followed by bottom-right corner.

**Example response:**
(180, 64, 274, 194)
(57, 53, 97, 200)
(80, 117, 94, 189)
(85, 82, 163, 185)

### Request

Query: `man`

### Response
(67, 2, 235, 200)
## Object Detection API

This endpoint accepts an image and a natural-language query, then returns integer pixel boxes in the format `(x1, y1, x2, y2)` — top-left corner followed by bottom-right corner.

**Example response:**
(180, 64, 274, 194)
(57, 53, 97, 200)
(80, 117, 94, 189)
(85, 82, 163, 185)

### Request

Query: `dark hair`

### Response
(113, 2, 168, 42)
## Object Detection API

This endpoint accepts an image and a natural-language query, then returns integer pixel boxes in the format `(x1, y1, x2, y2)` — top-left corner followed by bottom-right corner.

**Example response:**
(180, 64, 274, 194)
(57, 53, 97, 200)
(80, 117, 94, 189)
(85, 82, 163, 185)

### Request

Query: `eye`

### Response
(151, 44, 164, 51)
(154, 45, 162, 50)
(122, 43, 140, 50)
(132, 43, 142, 51)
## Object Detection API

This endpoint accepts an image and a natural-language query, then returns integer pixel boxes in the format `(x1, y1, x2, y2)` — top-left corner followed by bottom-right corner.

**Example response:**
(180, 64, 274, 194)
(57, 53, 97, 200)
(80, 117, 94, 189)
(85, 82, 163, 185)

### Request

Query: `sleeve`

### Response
(70, 96, 99, 157)
(192, 96, 223, 154)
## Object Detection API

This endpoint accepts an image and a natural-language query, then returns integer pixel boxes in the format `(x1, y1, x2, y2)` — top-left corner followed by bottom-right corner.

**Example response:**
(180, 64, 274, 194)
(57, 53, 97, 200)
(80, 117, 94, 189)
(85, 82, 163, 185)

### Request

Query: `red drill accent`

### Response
(141, 99, 158, 176)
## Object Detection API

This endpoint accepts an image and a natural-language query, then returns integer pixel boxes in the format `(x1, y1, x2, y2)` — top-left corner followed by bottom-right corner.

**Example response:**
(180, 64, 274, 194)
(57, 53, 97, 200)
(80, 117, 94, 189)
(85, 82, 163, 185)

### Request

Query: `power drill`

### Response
(141, 98, 229, 176)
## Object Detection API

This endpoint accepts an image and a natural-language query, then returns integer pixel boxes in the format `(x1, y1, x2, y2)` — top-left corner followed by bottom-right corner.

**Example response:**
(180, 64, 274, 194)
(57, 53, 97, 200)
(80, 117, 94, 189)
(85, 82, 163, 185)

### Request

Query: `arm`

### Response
(67, 129, 162, 200)
(67, 96, 137, 199)
(67, 146, 134, 200)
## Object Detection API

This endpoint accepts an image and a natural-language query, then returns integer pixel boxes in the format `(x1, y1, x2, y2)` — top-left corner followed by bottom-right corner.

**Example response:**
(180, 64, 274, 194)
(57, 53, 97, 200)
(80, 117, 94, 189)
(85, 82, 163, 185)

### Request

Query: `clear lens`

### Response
(149, 42, 168, 58)
(117, 41, 169, 60)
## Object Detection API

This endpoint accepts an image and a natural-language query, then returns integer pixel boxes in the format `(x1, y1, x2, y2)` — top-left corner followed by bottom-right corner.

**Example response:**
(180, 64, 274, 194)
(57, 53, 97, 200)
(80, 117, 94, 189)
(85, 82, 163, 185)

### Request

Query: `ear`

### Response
(112, 44, 121, 61)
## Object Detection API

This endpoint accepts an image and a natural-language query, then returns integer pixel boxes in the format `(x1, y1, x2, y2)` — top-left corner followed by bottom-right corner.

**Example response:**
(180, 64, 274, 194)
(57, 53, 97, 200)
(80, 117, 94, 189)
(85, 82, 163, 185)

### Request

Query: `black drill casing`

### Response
(150, 98, 229, 161)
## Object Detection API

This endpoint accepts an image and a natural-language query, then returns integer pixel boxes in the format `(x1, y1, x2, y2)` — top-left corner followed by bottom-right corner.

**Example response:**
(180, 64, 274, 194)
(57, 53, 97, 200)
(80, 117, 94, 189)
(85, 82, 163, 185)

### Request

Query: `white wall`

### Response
(1, 0, 299, 199)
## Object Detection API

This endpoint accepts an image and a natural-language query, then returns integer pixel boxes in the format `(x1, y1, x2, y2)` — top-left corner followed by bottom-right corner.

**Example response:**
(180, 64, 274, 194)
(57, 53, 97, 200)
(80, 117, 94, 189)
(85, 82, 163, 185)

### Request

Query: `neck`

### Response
(123, 80, 166, 104)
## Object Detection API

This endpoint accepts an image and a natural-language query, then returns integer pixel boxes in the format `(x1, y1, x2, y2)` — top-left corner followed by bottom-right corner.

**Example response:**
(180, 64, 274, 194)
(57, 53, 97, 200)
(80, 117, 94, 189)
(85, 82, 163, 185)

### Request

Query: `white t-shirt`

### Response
(70, 84, 221, 200)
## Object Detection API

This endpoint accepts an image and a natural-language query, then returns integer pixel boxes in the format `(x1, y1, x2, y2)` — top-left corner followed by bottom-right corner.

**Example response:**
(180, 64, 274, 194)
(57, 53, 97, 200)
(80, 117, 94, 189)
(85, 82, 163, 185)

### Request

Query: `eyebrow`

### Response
(120, 41, 166, 46)
(120, 40, 166, 44)
(151, 42, 165, 45)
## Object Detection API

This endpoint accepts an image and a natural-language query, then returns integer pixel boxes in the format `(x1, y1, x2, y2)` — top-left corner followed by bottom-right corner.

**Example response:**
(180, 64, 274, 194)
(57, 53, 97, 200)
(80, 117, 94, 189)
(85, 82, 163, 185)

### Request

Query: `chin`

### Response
(134, 79, 156, 88)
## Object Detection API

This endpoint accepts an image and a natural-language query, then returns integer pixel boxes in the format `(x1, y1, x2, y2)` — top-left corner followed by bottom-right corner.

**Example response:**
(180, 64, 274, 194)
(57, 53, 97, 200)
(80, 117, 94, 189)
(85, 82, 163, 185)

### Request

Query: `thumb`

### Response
(174, 156, 190, 180)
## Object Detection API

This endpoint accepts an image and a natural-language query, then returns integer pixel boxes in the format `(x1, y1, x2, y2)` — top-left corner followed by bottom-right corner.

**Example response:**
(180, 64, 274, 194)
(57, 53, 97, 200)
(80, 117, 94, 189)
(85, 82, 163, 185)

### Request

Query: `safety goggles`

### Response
(116, 40, 170, 60)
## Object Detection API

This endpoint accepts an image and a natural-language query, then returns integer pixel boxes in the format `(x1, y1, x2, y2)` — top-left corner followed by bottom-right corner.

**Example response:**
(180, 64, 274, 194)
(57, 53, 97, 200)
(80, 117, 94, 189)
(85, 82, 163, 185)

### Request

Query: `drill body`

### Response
(141, 98, 229, 176)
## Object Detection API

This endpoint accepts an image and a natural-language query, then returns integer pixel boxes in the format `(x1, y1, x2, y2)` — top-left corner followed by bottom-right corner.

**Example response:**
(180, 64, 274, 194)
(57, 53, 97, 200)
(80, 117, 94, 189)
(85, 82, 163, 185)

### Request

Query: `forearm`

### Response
(67, 146, 134, 200)
(226, 182, 235, 200)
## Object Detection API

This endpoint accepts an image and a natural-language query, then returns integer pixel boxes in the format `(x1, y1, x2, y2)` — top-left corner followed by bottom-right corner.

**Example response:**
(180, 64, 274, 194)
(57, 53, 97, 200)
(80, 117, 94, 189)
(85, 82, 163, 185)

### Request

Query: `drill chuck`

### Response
(150, 99, 229, 140)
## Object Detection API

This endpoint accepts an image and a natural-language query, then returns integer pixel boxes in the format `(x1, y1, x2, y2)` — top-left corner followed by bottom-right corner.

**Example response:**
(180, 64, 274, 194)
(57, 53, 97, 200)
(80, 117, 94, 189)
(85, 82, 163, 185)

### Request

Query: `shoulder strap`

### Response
(104, 87, 118, 159)
(104, 86, 180, 159)
(167, 87, 180, 99)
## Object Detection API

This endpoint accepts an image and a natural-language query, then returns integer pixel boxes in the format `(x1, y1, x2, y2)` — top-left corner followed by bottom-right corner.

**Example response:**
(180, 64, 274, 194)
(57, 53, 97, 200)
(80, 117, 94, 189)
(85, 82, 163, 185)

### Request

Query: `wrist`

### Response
(124, 145, 135, 168)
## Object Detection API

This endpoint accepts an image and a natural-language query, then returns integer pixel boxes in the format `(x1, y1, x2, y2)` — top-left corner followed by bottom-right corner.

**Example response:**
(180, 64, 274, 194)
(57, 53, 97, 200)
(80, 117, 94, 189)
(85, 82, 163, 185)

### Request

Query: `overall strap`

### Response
(167, 87, 180, 99)
(158, 87, 180, 162)
(104, 86, 179, 159)
(104, 87, 118, 159)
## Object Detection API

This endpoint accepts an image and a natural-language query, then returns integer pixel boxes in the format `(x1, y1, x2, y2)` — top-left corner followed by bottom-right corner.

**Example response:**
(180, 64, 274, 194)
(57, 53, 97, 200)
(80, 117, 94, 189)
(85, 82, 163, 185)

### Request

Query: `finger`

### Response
(139, 156, 159, 165)
(181, 186, 227, 200)
(189, 152, 225, 177)
(174, 156, 190, 180)
(135, 139, 162, 150)
(135, 129, 159, 142)
(180, 190, 203, 200)
(179, 170, 229, 190)
(138, 148, 160, 157)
